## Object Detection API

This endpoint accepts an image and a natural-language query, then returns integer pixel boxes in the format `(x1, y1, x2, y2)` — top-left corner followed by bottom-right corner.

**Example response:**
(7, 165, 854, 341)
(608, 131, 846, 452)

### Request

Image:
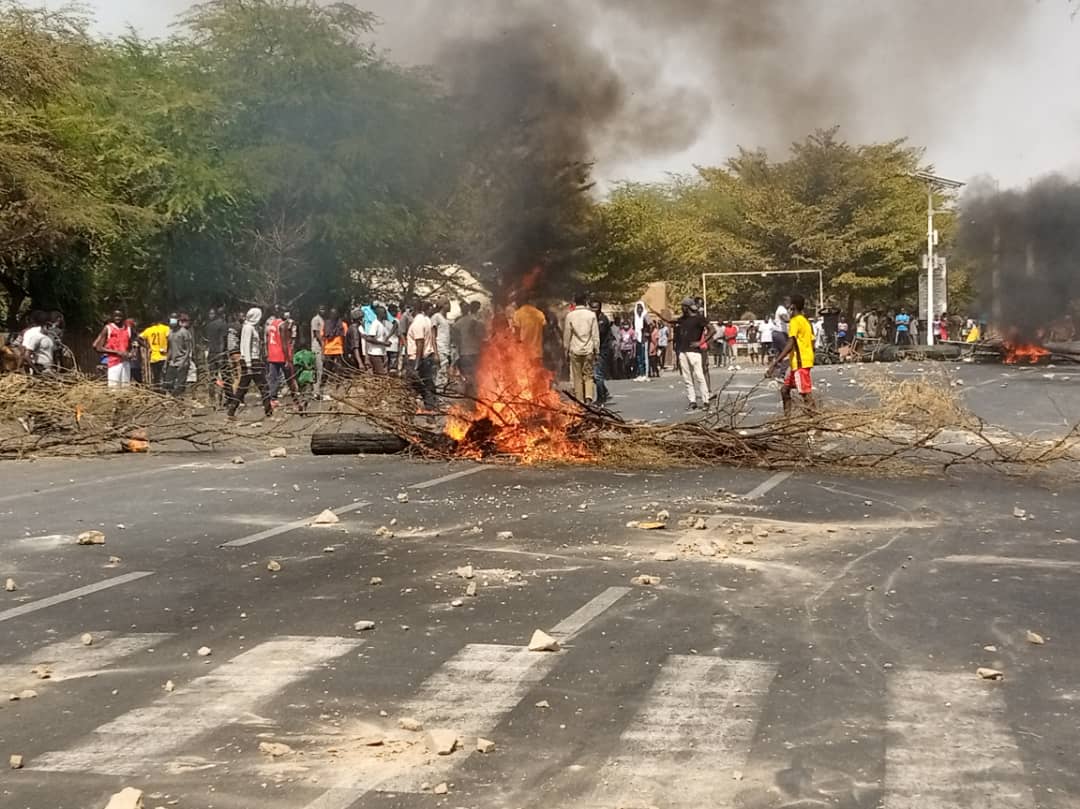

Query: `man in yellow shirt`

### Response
(140, 316, 172, 389)
(511, 301, 547, 363)
(766, 294, 815, 416)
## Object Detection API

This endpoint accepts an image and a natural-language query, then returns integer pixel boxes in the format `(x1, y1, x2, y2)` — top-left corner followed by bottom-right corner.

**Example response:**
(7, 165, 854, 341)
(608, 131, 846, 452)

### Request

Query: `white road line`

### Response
(0, 632, 171, 689)
(0, 572, 154, 623)
(937, 555, 1080, 571)
(32, 636, 362, 775)
(408, 465, 490, 490)
(0, 462, 201, 505)
(885, 669, 1035, 809)
(743, 471, 792, 500)
(221, 501, 370, 547)
(304, 587, 630, 809)
(582, 656, 775, 809)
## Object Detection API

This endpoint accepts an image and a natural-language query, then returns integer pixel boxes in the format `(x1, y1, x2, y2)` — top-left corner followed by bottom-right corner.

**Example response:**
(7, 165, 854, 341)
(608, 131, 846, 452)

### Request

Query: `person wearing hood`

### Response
(633, 301, 650, 381)
(227, 307, 273, 419)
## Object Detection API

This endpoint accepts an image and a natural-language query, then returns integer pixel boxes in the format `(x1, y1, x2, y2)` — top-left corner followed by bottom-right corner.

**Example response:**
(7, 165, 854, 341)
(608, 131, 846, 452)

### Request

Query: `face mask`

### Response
(169, 319, 179, 327)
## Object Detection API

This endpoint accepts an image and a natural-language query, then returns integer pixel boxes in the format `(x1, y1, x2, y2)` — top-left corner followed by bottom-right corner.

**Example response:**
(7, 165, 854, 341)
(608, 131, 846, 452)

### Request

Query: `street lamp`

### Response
(910, 171, 965, 346)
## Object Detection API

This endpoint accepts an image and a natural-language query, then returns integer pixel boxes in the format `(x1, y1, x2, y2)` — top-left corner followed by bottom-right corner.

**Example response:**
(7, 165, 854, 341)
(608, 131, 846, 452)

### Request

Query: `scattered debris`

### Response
(369, 577, 383, 586)
(1012, 507, 1027, 519)
(76, 530, 106, 546)
(10, 754, 24, 769)
(465, 582, 478, 598)
(323, 546, 336, 553)
(4, 578, 15, 592)
(698, 543, 717, 557)
(528, 630, 560, 652)
(107, 556, 122, 566)
(81, 633, 94, 646)
(164, 680, 175, 693)
(694, 517, 708, 530)
(450, 599, 464, 608)
(1026, 630, 1046, 645)
(266, 560, 282, 573)
(196, 646, 212, 657)
(656, 509, 671, 522)
(427, 729, 458, 756)
(496, 531, 514, 541)
(311, 509, 340, 526)
(977, 667, 1004, 681)
(30, 664, 52, 680)
(353, 621, 376, 632)
(258, 741, 293, 757)
(269, 447, 288, 458)
(636, 521, 667, 531)
(17, 689, 38, 700)
(455, 565, 475, 580)
(398, 717, 423, 732)
(231, 456, 245, 465)
(396, 492, 409, 503)
(631, 575, 661, 586)
(433, 782, 449, 795)
(103, 787, 144, 809)
(653, 551, 678, 562)
(983, 644, 998, 652)
(476, 738, 496, 754)
(535, 700, 551, 709)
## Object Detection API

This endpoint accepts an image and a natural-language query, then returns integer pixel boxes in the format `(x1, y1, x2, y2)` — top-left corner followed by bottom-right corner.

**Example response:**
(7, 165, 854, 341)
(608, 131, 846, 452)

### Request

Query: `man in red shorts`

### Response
(766, 293, 816, 416)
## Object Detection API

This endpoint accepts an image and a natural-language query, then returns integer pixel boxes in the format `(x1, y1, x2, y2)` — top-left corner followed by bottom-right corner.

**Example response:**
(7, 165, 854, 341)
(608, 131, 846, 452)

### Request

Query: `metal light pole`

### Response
(911, 171, 965, 345)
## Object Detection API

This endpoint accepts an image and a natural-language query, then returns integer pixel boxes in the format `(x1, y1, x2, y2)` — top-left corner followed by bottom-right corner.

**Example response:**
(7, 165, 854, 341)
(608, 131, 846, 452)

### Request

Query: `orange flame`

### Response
(1002, 342, 1051, 365)
(445, 325, 591, 463)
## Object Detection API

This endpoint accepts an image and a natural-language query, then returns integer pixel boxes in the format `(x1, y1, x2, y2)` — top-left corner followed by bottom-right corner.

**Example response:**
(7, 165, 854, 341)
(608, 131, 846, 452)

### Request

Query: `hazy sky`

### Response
(78, 0, 1080, 190)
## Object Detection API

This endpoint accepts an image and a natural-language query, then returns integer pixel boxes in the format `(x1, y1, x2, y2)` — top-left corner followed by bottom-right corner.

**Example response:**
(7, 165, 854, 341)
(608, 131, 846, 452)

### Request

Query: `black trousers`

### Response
(227, 362, 272, 416)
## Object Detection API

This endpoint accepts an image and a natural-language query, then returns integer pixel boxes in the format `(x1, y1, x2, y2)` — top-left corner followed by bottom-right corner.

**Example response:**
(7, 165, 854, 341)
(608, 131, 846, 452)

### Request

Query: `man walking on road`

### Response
(163, 313, 193, 396)
(206, 308, 228, 407)
(564, 292, 600, 403)
(766, 294, 816, 417)
(227, 308, 273, 419)
(407, 301, 438, 413)
(310, 305, 325, 396)
(432, 299, 452, 388)
(675, 298, 710, 410)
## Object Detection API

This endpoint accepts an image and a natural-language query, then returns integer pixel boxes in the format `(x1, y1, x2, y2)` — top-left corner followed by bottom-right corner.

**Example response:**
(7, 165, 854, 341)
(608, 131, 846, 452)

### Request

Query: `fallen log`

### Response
(311, 432, 409, 456)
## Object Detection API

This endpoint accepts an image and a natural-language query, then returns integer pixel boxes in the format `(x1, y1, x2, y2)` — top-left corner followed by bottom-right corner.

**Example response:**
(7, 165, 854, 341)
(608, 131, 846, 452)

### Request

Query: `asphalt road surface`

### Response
(2, 363, 1079, 809)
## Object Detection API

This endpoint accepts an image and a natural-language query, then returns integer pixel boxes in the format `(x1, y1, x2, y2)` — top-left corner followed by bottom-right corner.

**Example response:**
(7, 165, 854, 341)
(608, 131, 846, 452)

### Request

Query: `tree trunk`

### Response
(310, 432, 410, 455)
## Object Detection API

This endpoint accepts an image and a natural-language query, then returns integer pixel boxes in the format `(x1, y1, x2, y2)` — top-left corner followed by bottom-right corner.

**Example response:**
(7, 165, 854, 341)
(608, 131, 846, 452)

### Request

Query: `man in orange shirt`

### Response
(511, 301, 546, 362)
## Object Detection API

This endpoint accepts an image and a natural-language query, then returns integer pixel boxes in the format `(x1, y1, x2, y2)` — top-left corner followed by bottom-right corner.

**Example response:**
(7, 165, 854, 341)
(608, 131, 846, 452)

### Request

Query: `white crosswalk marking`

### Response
(583, 656, 775, 809)
(304, 586, 631, 809)
(32, 636, 362, 776)
(886, 669, 1035, 809)
(0, 632, 171, 690)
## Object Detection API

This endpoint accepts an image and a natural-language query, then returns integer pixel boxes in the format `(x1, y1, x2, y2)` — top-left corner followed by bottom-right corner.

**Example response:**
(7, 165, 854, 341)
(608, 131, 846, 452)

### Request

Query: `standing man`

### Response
(347, 306, 366, 372)
(19, 311, 55, 375)
(723, 321, 739, 366)
(745, 320, 760, 365)
(139, 316, 171, 390)
(265, 306, 290, 402)
(564, 292, 600, 403)
(894, 307, 912, 345)
(385, 304, 401, 373)
(93, 310, 133, 388)
(163, 313, 193, 396)
(310, 305, 326, 397)
(407, 301, 438, 412)
(675, 299, 710, 411)
(431, 299, 453, 388)
(321, 307, 346, 380)
(206, 307, 228, 407)
(656, 319, 670, 371)
(511, 299, 547, 365)
(452, 300, 485, 396)
(363, 304, 390, 375)
(766, 294, 816, 416)
(227, 308, 273, 419)
(632, 301, 649, 381)
(591, 299, 613, 404)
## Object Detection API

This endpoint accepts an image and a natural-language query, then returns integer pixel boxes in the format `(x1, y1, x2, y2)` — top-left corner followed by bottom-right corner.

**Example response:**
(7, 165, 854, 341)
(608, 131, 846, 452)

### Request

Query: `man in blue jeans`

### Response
(895, 307, 912, 345)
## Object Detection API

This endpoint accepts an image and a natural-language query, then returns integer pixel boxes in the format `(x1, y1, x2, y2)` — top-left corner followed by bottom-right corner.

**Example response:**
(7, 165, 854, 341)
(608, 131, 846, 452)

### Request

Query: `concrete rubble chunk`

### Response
(164, 680, 175, 693)
(269, 447, 288, 458)
(369, 577, 383, 586)
(535, 700, 551, 709)
(528, 630, 560, 652)
(656, 509, 670, 522)
(196, 646, 212, 657)
(977, 667, 1004, 681)
(476, 738, 496, 754)
(496, 531, 514, 541)
(103, 787, 144, 809)
(653, 551, 678, 562)
(396, 492, 409, 503)
(698, 543, 718, 557)
(231, 456, 245, 465)
(1012, 507, 1026, 519)
(266, 560, 282, 573)
(81, 633, 94, 646)
(4, 578, 15, 592)
(374, 526, 394, 538)
(10, 754, 24, 769)
(311, 509, 339, 526)
(637, 521, 667, 531)
(108, 556, 122, 565)
(465, 582, 478, 597)
(427, 729, 458, 755)
(353, 621, 376, 632)
(398, 717, 423, 732)
(433, 782, 448, 795)
(694, 518, 709, 530)
(18, 689, 38, 700)
(631, 575, 661, 586)
(1025, 630, 1045, 645)
(450, 599, 464, 608)
(77, 530, 106, 545)
(455, 565, 475, 580)
(258, 741, 293, 757)
(31, 664, 52, 680)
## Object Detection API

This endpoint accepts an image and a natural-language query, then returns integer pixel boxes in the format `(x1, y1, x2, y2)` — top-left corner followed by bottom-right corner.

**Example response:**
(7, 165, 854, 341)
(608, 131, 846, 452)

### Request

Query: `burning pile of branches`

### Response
(0, 374, 300, 458)
(331, 368, 1080, 478)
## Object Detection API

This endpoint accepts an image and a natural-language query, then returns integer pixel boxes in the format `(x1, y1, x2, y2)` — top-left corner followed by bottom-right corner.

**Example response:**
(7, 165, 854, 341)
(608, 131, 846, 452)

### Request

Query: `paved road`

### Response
(1, 433, 1078, 809)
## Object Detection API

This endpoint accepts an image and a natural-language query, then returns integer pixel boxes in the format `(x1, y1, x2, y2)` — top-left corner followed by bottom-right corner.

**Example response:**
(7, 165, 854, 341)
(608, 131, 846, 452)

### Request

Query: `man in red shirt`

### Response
(265, 305, 302, 409)
(723, 321, 739, 366)
(92, 310, 133, 388)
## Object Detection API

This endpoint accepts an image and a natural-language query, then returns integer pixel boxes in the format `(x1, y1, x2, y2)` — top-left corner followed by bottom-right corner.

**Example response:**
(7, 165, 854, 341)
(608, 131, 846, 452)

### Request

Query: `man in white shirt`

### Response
(363, 304, 390, 375)
(431, 299, 452, 388)
(772, 297, 791, 366)
(20, 312, 55, 373)
(407, 301, 438, 411)
(310, 305, 326, 396)
(563, 293, 601, 403)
